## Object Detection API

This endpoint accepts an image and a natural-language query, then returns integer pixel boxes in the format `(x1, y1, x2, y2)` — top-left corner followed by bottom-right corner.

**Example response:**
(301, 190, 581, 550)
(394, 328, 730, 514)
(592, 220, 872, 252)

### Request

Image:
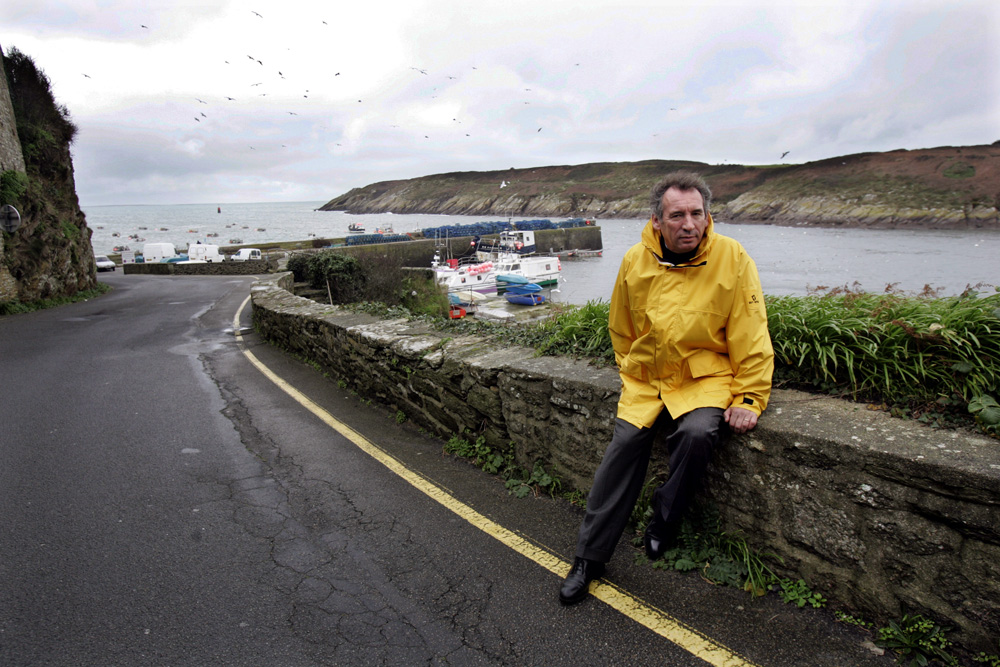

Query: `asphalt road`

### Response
(0, 272, 897, 666)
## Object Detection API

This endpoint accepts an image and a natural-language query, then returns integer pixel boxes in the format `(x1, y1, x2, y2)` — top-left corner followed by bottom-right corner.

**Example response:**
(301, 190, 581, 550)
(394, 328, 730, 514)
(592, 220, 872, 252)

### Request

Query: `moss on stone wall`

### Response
(1, 46, 95, 304)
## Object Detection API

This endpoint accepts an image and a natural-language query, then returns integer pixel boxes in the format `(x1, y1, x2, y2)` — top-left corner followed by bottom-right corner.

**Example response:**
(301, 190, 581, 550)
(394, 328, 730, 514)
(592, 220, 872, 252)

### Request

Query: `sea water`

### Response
(83, 201, 1000, 304)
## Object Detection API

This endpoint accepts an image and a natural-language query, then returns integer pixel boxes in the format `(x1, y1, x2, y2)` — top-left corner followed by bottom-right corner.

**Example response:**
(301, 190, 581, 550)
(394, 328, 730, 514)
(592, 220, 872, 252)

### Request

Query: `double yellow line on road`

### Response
(234, 296, 759, 667)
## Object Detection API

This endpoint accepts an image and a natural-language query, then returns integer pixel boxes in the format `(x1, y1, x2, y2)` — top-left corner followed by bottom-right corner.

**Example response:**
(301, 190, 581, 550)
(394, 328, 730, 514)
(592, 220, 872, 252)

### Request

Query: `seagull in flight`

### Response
(195, 98, 207, 104)
(500, 180, 508, 188)
(781, 151, 790, 159)
(410, 67, 428, 75)
(252, 11, 262, 18)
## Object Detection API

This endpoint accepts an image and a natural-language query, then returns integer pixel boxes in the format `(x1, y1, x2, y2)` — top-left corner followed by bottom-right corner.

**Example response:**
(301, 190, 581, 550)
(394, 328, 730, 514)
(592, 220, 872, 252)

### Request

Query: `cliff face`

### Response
(320, 145, 1000, 229)
(1, 46, 95, 305)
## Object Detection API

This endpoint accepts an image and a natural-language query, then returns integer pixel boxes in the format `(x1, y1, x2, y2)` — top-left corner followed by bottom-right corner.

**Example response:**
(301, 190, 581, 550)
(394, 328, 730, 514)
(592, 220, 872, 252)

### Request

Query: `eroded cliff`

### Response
(321, 145, 1000, 229)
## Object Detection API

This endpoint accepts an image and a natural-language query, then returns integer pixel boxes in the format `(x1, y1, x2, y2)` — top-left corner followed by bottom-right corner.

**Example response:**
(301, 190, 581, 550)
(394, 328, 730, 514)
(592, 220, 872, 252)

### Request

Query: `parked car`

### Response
(95, 255, 116, 271)
(229, 248, 262, 262)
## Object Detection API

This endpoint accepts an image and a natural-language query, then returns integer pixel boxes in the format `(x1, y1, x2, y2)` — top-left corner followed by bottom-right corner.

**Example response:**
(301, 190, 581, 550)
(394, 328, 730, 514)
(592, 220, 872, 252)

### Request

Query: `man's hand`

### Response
(724, 406, 758, 434)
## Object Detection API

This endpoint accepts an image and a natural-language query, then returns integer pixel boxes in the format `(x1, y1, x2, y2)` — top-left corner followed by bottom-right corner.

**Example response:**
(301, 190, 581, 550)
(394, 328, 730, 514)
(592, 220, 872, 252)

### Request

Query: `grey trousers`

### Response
(575, 407, 725, 563)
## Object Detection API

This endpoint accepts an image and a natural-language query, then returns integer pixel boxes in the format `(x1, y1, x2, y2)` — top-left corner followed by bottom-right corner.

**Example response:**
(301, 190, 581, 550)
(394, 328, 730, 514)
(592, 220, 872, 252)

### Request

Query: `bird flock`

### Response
(76, 10, 796, 163)
(74, 9, 573, 157)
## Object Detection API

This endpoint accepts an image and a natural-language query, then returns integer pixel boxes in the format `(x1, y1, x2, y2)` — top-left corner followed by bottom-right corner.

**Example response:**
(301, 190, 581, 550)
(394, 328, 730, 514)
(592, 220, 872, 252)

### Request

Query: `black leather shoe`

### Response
(559, 557, 605, 605)
(644, 521, 681, 561)
(643, 531, 665, 561)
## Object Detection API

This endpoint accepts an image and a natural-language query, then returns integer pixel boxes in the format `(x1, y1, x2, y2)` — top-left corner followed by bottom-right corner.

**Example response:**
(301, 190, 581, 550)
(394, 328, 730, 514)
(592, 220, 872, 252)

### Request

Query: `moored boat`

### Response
(504, 293, 546, 306)
(433, 259, 497, 294)
(503, 282, 542, 295)
(478, 230, 561, 288)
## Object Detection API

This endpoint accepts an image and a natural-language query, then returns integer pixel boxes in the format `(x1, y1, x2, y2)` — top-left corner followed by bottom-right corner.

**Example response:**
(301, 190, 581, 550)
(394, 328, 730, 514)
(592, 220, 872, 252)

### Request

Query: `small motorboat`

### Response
(496, 273, 529, 286)
(504, 282, 542, 295)
(348, 223, 366, 233)
(504, 293, 546, 306)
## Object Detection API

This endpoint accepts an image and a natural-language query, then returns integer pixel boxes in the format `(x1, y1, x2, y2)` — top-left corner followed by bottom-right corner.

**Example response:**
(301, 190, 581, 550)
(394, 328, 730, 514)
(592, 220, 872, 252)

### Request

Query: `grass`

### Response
(343, 284, 1000, 436)
(768, 284, 1000, 434)
(0, 282, 111, 316)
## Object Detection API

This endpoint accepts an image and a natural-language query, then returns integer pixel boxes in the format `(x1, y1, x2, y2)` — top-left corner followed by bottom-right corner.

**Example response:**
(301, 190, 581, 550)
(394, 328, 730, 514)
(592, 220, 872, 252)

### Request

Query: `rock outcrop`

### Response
(320, 145, 1000, 229)
(1, 46, 96, 305)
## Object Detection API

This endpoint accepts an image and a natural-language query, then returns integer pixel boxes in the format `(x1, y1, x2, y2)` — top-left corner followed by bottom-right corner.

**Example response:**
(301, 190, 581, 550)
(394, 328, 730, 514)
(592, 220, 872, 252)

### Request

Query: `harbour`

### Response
(84, 201, 1000, 304)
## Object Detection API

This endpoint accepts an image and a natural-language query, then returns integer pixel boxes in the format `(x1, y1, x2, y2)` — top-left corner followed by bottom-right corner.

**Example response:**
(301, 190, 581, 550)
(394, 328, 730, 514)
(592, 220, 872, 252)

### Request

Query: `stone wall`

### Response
(302, 226, 604, 269)
(250, 272, 999, 655)
(124, 259, 274, 276)
(0, 44, 26, 303)
(0, 44, 26, 174)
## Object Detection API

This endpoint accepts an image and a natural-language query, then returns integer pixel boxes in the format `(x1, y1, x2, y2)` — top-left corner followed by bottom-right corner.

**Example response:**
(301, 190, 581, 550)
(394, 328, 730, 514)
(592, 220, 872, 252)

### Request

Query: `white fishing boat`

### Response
(432, 229, 562, 296)
(432, 256, 498, 294)
(477, 231, 561, 287)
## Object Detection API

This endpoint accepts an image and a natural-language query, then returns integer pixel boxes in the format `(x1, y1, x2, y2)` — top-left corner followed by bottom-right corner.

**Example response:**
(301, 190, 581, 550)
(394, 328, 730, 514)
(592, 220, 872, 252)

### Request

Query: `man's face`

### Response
(652, 186, 708, 254)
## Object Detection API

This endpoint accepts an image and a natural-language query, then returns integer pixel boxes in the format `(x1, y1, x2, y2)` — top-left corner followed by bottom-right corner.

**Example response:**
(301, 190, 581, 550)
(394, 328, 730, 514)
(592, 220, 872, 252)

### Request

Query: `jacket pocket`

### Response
(687, 349, 732, 378)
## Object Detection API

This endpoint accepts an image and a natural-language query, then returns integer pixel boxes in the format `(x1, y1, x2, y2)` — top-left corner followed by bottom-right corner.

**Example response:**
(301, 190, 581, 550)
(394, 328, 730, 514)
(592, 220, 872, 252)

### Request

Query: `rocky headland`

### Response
(320, 144, 1000, 229)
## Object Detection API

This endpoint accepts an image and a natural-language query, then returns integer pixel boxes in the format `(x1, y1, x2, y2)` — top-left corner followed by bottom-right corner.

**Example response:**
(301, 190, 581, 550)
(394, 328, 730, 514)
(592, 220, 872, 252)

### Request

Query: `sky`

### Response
(2, 0, 998, 207)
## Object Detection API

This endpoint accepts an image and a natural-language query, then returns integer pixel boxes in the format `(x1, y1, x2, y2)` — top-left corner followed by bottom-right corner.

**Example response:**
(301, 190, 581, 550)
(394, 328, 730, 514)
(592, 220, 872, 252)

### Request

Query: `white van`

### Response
(186, 243, 225, 263)
(229, 248, 262, 262)
(142, 242, 178, 263)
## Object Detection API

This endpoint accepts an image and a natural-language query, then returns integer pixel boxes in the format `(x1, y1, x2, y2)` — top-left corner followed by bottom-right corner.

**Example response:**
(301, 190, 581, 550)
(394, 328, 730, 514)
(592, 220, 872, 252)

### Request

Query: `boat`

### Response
(433, 259, 497, 294)
(476, 230, 561, 287)
(448, 290, 489, 308)
(504, 282, 542, 295)
(229, 238, 243, 244)
(448, 305, 467, 319)
(495, 273, 529, 286)
(113, 245, 130, 252)
(348, 223, 365, 233)
(505, 293, 546, 306)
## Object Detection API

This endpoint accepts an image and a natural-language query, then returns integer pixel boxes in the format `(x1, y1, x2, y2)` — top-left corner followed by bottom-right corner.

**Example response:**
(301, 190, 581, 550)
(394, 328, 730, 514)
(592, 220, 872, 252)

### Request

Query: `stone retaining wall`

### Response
(124, 260, 273, 275)
(251, 272, 999, 655)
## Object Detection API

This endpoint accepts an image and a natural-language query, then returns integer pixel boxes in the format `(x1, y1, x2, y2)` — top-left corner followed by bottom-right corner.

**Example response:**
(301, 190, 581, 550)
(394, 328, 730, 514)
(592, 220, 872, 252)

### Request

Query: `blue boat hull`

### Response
(505, 293, 546, 306)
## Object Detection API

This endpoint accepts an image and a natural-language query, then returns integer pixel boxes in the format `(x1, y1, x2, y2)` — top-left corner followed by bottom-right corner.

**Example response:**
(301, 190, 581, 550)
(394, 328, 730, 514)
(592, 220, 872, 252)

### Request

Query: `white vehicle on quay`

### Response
(228, 248, 262, 261)
(186, 243, 225, 262)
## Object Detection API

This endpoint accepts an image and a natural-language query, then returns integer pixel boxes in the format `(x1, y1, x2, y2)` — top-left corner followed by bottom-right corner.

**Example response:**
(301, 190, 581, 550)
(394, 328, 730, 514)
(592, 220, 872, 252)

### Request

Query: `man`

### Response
(559, 171, 774, 605)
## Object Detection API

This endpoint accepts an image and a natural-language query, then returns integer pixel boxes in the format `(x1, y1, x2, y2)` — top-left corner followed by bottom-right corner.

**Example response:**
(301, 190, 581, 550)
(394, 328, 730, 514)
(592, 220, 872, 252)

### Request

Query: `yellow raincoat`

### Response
(610, 213, 774, 428)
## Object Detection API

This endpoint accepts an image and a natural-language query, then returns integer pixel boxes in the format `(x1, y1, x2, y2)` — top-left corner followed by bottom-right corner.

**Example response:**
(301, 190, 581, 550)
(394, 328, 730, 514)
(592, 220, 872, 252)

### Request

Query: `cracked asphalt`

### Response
(1, 273, 896, 666)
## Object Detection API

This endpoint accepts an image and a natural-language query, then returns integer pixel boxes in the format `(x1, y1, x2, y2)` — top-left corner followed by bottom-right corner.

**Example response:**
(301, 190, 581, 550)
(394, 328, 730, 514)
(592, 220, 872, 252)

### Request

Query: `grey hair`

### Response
(650, 171, 712, 218)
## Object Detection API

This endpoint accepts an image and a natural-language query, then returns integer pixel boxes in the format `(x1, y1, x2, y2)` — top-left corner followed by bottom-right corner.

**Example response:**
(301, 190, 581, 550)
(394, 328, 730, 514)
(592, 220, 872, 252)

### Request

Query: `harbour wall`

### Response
(124, 259, 274, 276)
(324, 226, 603, 267)
(250, 271, 999, 655)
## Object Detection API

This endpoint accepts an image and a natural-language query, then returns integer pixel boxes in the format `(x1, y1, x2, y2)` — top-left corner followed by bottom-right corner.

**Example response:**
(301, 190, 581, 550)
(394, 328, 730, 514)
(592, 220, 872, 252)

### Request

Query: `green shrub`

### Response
(306, 251, 365, 301)
(0, 170, 28, 205)
(767, 287, 1000, 421)
(286, 253, 310, 282)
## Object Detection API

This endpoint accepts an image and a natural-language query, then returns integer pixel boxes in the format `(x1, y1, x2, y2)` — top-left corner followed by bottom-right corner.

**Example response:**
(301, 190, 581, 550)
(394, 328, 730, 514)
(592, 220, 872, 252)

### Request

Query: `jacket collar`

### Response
(641, 212, 715, 266)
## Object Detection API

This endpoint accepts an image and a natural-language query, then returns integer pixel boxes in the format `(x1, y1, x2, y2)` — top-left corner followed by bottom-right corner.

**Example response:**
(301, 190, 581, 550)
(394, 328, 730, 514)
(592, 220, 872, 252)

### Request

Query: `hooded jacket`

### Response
(610, 213, 774, 428)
